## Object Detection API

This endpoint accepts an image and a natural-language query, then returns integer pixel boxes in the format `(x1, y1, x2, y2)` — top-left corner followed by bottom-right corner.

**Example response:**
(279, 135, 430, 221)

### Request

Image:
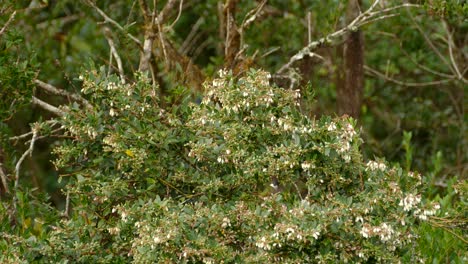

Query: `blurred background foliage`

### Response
(0, 0, 466, 261)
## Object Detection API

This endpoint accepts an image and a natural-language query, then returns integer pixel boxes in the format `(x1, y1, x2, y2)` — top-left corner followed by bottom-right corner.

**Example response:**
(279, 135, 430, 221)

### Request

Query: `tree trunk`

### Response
(337, 0, 364, 118)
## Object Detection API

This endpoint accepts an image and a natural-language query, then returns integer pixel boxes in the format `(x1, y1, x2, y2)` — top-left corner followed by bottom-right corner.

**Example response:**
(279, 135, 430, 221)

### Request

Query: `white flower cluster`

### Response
(360, 222, 395, 242)
(106, 82, 118, 90)
(221, 217, 231, 228)
(414, 203, 440, 221)
(336, 122, 357, 162)
(408, 171, 422, 185)
(255, 236, 271, 251)
(399, 194, 421, 212)
(277, 117, 293, 132)
(107, 226, 121, 235)
(365, 160, 387, 172)
(112, 205, 130, 223)
(301, 162, 315, 171)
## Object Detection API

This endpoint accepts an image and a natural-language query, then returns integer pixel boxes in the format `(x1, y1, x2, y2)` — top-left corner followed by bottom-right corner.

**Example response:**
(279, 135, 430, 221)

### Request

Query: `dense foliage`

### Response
(0, 0, 466, 263)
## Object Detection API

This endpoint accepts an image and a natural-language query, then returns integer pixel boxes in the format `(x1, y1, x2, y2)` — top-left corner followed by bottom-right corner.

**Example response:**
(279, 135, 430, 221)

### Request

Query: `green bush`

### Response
(9, 69, 439, 263)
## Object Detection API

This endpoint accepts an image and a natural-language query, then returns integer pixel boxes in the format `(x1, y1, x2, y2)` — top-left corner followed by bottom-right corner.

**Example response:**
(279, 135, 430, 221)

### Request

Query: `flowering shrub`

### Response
(35, 69, 439, 262)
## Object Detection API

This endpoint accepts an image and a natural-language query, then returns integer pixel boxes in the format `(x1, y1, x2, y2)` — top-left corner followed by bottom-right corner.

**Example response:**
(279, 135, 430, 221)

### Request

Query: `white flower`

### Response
(107, 82, 117, 90)
(212, 79, 224, 87)
(221, 217, 231, 228)
(109, 108, 117, 117)
(327, 122, 337, 131)
(366, 160, 386, 172)
(255, 236, 271, 250)
(378, 223, 394, 241)
(218, 69, 228, 77)
(301, 162, 311, 170)
(294, 89, 301, 99)
(107, 227, 120, 235)
(153, 236, 161, 244)
(360, 226, 370, 238)
(343, 154, 351, 162)
(312, 231, 320, 239)
(121, 211, 128, 222)
(399, 194, 421, 211)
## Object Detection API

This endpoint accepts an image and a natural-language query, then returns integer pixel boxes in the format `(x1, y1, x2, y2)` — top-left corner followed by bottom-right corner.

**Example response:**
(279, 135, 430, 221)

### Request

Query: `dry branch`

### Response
(0, 162, 8, 194)
(103, 27, 126, 83)
(34, 79, 93, 109)
(12, 124, 39, 217)
(0, 10, 16, 37)
(32, 96, 65, 116)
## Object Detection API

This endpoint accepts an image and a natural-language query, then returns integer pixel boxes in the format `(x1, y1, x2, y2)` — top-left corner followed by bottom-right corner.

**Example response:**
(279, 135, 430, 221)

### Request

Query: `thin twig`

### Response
(428, 218, 468, 244)
(138, 0, 150, 22)
(406, 7, 452, 70)
(32, 96, 65, 116)
(443, 21, 465, 82)
(276, 1, 421, 75)
(103, 27, 126, 84)
(179, 17, 203, 55)
(86, 0, 142, 47)
(158, 0, 178, 23)
(0, 10, 16, 37)
(0, 162, 8, 193)
(260, 46, 280, 58)
(9, 120, 58, 141)
(364, 65, 452, 87)
(168, 0, 184, 29)
(239, 0, 267, 48)
(64, 190, 70, 218)
(34, 79, 93, 109)
(307, 11, 312, 45)
(156, 18, 169, 67)
(12, 124, 39, 215)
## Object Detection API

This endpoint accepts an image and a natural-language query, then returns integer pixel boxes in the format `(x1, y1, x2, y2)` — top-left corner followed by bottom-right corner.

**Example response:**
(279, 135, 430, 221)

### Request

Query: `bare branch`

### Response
(9, 120, 58, 141)
(34, 79, 93, 109)
(406, 7, 452, 70)
(0, 10, 16, 37)
(0, 162, 8, 194)
(364, 65, 453, 87)
(64, 190, 70, 218)
(138, 0, 150, 22)
(168, 0, 184, 29)
(158, 0, 178, 23)
(12, 124, 39, 215)
(307, 11, 312, 45)
(276, 1, 421, 75)
(239, 0, 266, 48)
(103, 27, 126, 84)
(32, 96, 65, 116)
(443, 21, 465, 83)
(156, 17, 169, 67)
(179, 17, 204, 55)
(85, 0, 142, 47)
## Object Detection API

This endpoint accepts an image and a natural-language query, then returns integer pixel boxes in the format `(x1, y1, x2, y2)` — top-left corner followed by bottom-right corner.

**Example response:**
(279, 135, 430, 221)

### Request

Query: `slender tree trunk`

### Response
(337, 0, 364, 118)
